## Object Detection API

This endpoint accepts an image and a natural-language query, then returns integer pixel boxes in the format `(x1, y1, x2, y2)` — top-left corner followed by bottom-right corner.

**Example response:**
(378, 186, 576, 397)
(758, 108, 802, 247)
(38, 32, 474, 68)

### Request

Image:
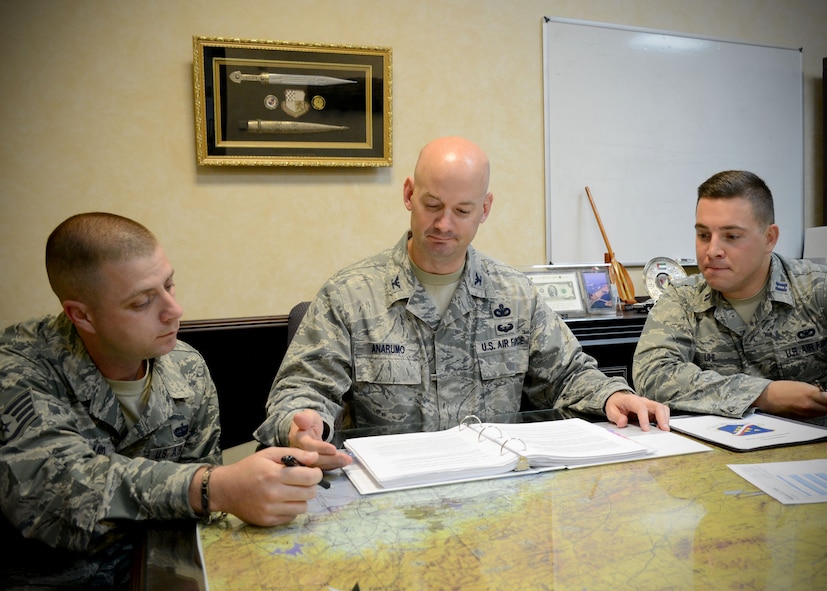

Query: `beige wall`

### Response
(1, 0, 825, 328)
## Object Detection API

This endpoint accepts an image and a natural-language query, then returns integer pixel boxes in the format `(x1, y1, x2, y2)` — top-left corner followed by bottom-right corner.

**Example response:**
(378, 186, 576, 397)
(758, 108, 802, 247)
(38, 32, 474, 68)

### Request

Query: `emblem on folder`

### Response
(718, 423, 773, 437)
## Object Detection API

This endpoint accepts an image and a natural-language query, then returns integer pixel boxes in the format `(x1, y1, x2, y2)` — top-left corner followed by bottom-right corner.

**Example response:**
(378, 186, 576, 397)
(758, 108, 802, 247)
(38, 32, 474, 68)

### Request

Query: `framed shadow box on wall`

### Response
(193, 36, 392, 167)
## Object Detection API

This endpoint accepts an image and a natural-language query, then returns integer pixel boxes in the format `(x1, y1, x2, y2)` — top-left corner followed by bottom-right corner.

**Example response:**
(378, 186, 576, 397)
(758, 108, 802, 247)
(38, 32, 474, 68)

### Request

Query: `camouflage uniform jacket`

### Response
(633, 253, 827, 422)
(255, 232, 632, 446)
(0, 313, 221, 553)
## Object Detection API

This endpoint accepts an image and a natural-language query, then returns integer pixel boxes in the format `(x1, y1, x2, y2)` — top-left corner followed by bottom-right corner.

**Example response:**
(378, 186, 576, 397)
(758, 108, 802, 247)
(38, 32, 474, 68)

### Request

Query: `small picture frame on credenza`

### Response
(581, 268, 616, 315)
(524, 267, 586, 318)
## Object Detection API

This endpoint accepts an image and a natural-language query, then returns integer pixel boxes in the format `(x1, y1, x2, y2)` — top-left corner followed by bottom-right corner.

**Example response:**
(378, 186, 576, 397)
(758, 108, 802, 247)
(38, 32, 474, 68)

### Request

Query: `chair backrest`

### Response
(178, 318, 285, 449)
(287, 301, 311, 345)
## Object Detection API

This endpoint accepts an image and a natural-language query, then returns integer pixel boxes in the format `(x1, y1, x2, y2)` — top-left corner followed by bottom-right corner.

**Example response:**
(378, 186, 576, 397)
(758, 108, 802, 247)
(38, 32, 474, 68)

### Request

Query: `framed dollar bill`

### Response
(524, 267, 587, 318)
(193, 37, 392, 167)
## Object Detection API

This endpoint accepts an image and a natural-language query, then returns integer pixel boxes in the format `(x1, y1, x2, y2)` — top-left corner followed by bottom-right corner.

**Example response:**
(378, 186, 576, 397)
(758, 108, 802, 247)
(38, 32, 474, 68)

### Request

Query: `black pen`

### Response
(281, 455, 331, 489)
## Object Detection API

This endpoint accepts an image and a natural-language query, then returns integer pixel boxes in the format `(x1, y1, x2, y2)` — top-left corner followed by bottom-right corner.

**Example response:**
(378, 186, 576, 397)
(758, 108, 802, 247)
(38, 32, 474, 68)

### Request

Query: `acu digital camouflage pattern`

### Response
(256, 232, 632, 447)
(634, 253, 827, 425)
(0, 313, 221, 586)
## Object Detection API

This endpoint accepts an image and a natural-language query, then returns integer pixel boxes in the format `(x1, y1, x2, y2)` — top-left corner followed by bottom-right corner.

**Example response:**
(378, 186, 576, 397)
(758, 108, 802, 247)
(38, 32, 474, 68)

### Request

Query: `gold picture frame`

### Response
(193, 36, 392, 167)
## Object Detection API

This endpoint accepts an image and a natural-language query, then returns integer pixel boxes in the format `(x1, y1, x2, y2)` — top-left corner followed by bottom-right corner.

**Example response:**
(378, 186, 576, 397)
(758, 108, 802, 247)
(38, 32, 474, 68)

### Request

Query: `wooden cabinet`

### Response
(565, 312, 646, 387)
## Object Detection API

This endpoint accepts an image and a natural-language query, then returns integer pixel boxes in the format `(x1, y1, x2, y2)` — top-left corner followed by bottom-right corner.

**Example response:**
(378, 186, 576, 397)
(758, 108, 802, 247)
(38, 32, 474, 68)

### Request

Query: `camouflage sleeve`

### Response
(0, 347, 216, 551)
(104, 349, 222, 522)
(632, 284, 769, 417)
(524, 291, 632, 416)
(817, 265, 827, 326)
(255, 285, 350, 447)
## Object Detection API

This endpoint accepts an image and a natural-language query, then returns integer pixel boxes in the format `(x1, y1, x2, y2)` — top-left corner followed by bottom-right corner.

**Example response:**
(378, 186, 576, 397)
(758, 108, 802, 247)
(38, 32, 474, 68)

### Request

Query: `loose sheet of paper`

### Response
(728, 459, 827, 505)
(585, 422, 712, 467)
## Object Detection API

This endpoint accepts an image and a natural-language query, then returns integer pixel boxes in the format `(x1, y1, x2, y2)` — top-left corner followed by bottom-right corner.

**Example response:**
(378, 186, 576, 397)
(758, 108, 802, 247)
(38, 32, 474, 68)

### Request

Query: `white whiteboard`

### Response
(543, 17, 804, 265)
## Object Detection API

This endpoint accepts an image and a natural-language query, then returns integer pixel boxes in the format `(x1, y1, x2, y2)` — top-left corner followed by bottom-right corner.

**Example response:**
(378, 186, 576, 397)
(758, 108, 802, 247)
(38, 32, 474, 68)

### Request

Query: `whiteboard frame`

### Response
(542, 17, 804, 266)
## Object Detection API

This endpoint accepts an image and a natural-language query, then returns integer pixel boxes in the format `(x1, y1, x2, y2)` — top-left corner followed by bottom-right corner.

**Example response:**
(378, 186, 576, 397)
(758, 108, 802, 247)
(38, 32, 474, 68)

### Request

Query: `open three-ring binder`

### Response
(343, 416, 689, 494)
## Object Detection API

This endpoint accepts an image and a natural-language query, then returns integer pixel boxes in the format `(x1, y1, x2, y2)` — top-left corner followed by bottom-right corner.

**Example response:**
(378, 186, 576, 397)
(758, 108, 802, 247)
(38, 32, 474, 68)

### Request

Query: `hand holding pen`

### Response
(282, 455, 331, 488)
(195, 447, 324, 527)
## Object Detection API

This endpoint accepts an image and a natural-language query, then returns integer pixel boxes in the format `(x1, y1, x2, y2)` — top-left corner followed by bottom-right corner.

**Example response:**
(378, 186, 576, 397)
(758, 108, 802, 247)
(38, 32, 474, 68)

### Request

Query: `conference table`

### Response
(134, 411, 827, 590)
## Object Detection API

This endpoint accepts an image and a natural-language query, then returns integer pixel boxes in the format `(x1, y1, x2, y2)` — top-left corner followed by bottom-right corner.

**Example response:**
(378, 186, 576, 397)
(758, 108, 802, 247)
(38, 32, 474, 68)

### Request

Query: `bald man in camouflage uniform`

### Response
(255, 137, 670, 469)
(633, 170, 827, 425)
(0, 213, 323, 589)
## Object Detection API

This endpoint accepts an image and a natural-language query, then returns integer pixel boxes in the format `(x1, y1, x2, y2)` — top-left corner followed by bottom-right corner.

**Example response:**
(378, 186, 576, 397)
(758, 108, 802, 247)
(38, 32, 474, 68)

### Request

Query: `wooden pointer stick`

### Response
(584, 186, 636, 304)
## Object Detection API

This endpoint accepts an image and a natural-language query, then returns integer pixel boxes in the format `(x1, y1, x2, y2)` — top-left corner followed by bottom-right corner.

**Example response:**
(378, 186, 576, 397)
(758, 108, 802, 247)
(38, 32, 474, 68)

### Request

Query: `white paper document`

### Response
(728, 460, 827, 504)
(584, 422, 712, 468)
(343, 420, 711, 495)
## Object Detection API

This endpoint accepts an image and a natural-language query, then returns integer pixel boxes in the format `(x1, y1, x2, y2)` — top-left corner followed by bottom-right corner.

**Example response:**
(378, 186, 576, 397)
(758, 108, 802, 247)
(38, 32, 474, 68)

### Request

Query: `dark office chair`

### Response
(287, 301, 311, 346)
